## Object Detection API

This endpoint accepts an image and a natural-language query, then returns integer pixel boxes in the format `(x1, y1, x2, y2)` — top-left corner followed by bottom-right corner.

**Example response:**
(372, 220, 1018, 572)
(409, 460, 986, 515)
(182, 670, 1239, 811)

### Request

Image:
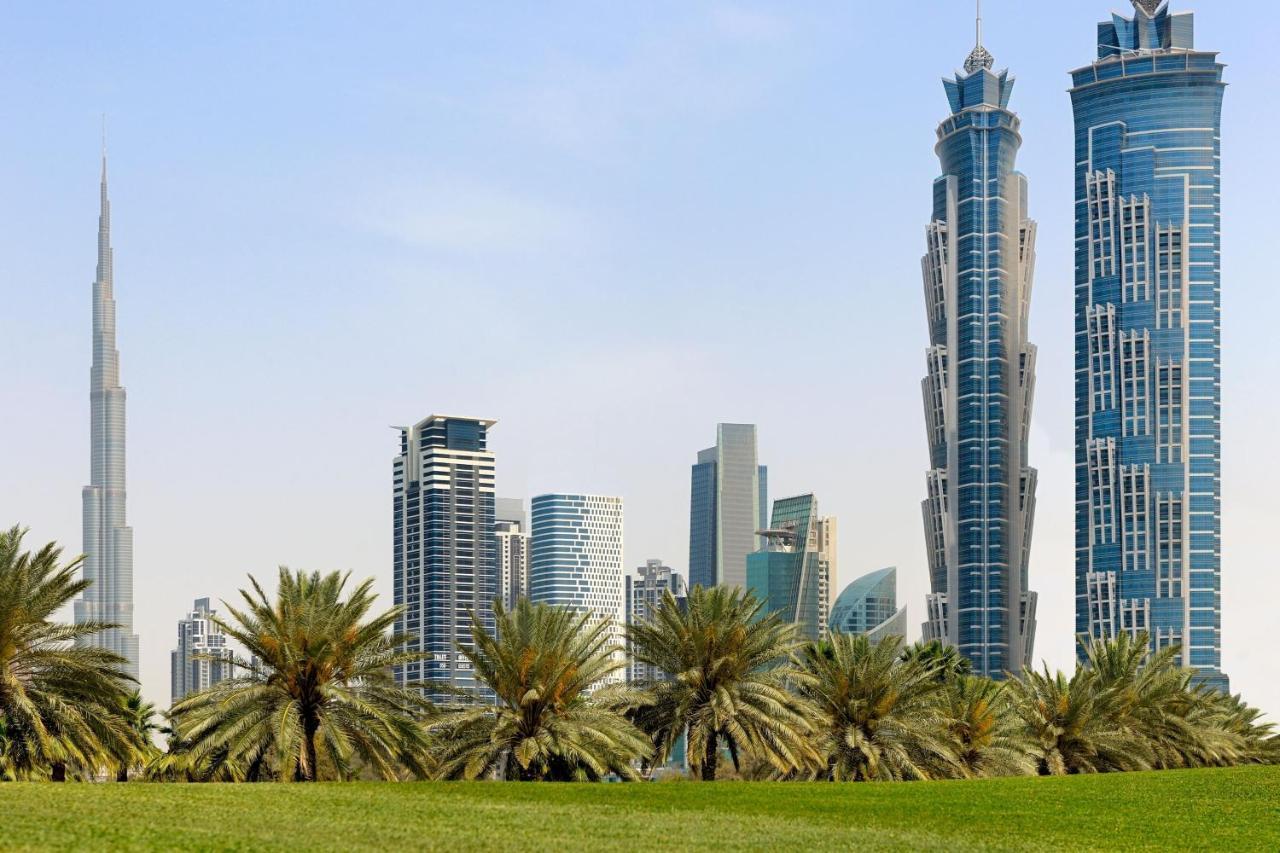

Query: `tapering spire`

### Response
(965, 0, 995, 74)
(78, 123, 138, 680)
(98, 118, 112, 296)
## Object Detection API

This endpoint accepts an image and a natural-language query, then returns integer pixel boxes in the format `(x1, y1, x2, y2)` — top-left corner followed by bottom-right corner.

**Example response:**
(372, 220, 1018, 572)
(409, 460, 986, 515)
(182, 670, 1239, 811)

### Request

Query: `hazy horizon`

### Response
(2, 1, 1277, 716)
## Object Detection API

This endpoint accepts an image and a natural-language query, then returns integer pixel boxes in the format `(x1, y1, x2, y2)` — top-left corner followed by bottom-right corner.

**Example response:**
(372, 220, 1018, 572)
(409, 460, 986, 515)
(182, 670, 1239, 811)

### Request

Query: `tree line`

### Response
(3, 525, 1276, 783)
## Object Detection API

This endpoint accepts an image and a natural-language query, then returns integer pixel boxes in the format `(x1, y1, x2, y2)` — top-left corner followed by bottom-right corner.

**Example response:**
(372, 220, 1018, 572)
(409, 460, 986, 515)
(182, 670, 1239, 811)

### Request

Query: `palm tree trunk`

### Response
(304, 730, 319, 782)
(51, 762, 66, 782)
(117, 766, 129, 783)
(701, 732, 718, 781)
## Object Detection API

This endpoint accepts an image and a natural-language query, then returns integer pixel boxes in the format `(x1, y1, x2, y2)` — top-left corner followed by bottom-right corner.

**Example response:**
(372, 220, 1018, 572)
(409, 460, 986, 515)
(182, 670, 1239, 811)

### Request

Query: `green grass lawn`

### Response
(1, 766, 1277, 852)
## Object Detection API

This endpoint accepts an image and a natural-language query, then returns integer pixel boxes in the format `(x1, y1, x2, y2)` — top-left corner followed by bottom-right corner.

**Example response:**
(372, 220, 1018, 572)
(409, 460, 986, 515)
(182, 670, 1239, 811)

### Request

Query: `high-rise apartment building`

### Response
(830, 568, 908, 644)
(530, 494, 626, 684)
(688, 424, 767, 591)
(919, 15, 1039, 679)
(74, 151, 139, 679)
(1071, 1, 1227, 691)
(392, 415, 497, 697)
(170, 598, 236, 703)
(746, 494, 835, 642)
(494, 498, 530, 609)
(624, 559, 688, 682)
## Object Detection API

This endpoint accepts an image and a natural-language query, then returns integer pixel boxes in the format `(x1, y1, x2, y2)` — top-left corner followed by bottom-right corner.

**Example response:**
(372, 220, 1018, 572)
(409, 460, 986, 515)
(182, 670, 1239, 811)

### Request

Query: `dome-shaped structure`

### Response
(830, 567, 908, 643)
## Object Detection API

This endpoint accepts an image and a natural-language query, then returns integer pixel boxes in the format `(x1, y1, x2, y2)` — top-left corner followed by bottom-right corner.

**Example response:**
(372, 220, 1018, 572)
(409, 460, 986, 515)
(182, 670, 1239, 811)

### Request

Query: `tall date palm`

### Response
(1006, 663, 1151, 776)
(795, 633, 962, 781)
(626, 586, 815, 780)
(431, 599, 651, 781)
(0, 526, 144, 780)
(170, 568, 434, 781)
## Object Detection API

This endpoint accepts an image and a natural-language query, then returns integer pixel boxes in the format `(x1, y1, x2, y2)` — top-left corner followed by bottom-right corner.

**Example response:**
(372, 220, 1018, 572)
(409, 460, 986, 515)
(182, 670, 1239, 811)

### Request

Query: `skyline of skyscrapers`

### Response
(919, 17, 1039, 679)
(391, 415, 497, 698)
(40, 2, 1250, 709)
(73, 149, 140, 680)
(688, 423, 767, 591)
(1071, 0, 1228, 691)
(530, 493, 627, 684)
(746, 493, 835, 642)
(170, 598, 235, 703)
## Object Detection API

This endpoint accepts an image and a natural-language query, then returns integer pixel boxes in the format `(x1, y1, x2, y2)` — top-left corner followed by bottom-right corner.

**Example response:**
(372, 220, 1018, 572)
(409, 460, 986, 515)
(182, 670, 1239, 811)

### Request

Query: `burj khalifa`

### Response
(74, 148, 139, 679)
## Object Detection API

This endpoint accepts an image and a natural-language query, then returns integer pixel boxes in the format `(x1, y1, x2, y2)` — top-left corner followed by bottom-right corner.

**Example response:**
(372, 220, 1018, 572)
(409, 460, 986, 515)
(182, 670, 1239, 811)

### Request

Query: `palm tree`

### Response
(0, 719, 13, 781)
(1006, 662, 1151, 775)
(626, 585, 815, 781)
(795, 633, 961, 781)
(939, 675, 1035, 778)
(169, 568, 434, 782)
(430, 599, 651, 781)
(1213, 694, 1280, 764)
(114, 690, 162, 781)
(1079, 632, 1228, 768)
(0, 526, 145, 780)
(901, 639, 972, 683)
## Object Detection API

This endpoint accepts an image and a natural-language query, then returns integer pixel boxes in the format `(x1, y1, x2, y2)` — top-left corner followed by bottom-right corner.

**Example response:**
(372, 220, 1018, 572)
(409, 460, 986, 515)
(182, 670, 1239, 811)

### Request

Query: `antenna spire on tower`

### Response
(965, 0, 995, 74)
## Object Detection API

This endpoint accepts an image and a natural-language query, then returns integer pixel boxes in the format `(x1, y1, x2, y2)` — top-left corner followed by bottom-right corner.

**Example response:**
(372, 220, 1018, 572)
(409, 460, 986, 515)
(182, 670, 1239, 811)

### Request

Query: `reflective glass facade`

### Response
(530, 494, 626, 685)
(392, 415, 497, 698)
(1070, 2, 1227, 691)
(746, 494, 834, 642)
(687, 424, 767, 590)
(830, 567, 908, 643)
(920, 40, 1039, 679)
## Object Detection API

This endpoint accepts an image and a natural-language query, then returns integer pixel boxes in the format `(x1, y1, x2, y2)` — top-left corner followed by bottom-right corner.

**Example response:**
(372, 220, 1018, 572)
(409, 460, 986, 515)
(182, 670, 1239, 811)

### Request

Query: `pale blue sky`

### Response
(2, 1, 1277, 714)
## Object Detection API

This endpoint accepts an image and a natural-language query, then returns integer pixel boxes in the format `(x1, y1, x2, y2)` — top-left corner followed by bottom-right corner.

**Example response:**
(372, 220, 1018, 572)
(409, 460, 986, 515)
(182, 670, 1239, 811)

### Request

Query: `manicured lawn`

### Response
(1, 766, 1277, 851)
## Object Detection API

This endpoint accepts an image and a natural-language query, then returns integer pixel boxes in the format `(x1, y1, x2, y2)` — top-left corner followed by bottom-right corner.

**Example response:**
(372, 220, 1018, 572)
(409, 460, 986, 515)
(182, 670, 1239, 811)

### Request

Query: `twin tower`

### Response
(920, 0, 1228, 690)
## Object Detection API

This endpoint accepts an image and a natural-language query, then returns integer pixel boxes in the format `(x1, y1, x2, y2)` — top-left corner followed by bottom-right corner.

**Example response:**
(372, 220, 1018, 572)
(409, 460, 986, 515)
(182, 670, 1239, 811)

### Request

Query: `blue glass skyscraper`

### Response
(688, 424, 767, 591)
(746, 494, 835, 642)
(920, 16, 1038, 679)
(1071, 1, 1227, 691)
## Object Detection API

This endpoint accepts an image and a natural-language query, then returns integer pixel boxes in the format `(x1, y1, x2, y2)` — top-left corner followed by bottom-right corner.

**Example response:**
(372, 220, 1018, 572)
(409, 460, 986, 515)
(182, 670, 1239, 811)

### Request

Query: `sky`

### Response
(1, 1, 1278, 716)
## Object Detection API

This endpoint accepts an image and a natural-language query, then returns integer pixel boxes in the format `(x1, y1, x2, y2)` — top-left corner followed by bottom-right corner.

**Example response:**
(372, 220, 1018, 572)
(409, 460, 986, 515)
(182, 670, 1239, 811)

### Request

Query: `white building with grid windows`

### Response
(530, 494, 625, 684)
(495, 497, 530, 609)
(170, 598, 235, 703)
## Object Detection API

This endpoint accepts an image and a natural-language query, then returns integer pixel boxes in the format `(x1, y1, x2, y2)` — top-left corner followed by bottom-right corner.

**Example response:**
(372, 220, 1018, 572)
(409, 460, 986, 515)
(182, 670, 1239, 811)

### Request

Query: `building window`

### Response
(1087, 170, 1117, 280)
(1088, 438, 1118, 546)
(1156, 225, 1185, 330)
(1086, 571, 1117, 641)
(1119, 464, 1151, 574)
(1156, 493, 1185, 599)
(1120, 195, 1151, 302)
(1088, 304, 1118, 414)
(1156, 359, 1185, 464)
(1120, 331, 1151, 437)
(924, 221, 948, 329)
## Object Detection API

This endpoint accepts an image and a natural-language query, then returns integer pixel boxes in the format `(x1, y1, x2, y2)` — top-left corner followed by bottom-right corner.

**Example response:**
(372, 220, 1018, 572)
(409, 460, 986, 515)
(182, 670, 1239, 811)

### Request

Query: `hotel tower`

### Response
(920, 9, 1039, 679)
(1071, 0, 1228, 690)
